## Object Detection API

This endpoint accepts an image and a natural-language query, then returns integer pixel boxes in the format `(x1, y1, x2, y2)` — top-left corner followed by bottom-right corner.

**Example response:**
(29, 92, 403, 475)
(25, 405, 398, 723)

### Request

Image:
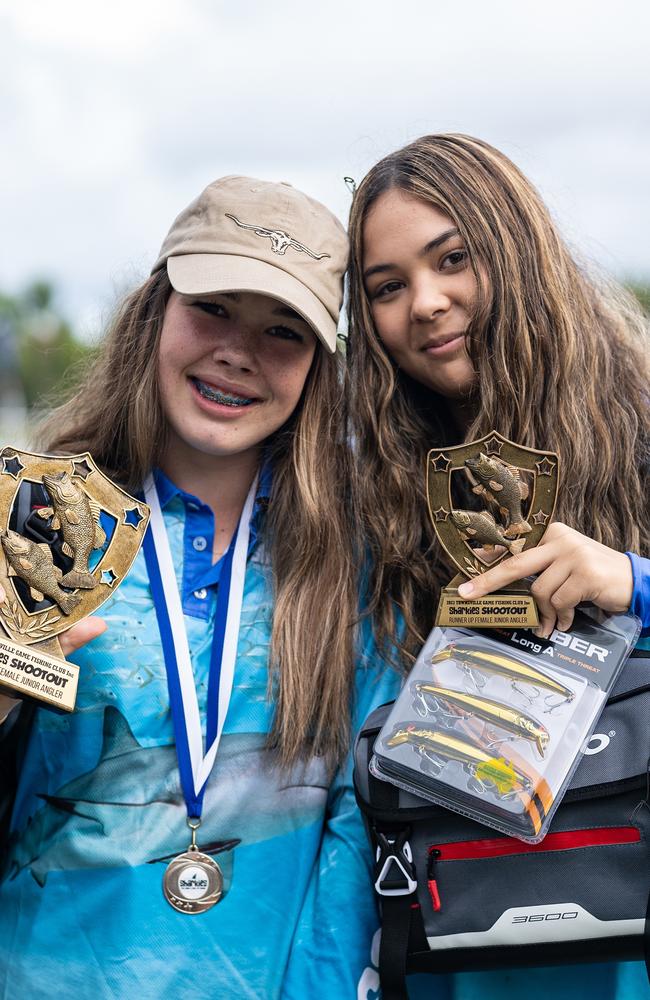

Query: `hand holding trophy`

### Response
(456, 522, 635, 637)
(0, 447, 149, 712)
(427, 432, 559, 629)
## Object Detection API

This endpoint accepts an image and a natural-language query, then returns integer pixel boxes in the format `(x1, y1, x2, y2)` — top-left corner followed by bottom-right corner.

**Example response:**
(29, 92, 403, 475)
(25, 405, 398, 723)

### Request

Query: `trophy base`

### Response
(0, 635, 79, 712)
(435, 574, 539, 629)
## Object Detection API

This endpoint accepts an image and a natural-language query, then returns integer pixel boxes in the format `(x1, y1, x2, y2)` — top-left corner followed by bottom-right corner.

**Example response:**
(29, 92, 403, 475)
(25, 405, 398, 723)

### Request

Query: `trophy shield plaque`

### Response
(427, 432, 559, 628)
(0, 447, 149, 712)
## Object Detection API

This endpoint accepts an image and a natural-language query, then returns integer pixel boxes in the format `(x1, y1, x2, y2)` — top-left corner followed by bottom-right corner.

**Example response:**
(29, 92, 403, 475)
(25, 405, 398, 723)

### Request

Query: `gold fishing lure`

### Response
(386, 725, 531, 793)
(386, 723, 547, 834)
(431, 643, 575, 705)
(414, 683, 550, 756)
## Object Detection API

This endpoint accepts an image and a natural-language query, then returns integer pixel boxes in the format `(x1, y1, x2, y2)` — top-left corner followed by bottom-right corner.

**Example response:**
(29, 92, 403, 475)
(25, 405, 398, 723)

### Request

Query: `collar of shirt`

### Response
(151, 463, 272, 620)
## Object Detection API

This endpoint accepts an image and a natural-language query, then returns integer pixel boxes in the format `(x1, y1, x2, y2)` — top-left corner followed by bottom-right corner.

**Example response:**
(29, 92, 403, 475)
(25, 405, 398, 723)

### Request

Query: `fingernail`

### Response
(458, 582, 474, 597)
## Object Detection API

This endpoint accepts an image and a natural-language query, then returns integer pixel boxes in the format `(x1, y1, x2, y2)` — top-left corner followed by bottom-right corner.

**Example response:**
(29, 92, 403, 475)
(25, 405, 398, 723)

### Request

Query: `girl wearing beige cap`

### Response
(346, 134, 650, 999)
(0, 177, 398, 998)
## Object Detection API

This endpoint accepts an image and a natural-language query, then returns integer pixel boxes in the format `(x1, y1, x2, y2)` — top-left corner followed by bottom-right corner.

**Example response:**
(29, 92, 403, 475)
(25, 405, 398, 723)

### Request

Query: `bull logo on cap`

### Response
(225, 213, 330, 260)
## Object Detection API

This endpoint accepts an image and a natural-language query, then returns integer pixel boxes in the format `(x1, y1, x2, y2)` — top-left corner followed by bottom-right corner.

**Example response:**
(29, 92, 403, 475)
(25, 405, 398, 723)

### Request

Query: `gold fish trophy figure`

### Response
(427, 432, 559, 628)
(0, 447, 149, 712)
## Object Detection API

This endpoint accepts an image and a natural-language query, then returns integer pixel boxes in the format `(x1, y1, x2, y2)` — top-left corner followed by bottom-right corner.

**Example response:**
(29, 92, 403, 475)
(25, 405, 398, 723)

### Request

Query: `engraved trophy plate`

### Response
(427, 432, 559, 628)
(163, 850, 224, 914)
(0, 447, 149, 711)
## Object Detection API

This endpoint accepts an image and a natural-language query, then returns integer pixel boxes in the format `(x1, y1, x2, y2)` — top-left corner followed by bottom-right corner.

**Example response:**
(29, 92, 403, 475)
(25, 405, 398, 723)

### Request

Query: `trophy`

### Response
(0, 447, 149, 712)
(427, 432, 558, 628)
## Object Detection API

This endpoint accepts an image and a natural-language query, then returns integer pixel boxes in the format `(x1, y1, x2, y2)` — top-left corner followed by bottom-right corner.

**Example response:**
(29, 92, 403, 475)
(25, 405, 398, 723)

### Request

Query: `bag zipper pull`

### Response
(427, 848, 442, 911)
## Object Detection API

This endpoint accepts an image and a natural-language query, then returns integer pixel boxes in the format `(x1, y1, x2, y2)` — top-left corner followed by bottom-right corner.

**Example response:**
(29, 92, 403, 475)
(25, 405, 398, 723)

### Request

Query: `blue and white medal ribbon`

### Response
(142, 473, 257, 820)
(144, 473, 258, 914)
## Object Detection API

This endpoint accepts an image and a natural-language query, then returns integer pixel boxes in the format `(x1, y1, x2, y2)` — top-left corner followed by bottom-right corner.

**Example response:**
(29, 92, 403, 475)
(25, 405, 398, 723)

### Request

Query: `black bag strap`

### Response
(380, 892, 415, 1000)
(372, 826, 417, 1000)
(365, 735, 419, 999)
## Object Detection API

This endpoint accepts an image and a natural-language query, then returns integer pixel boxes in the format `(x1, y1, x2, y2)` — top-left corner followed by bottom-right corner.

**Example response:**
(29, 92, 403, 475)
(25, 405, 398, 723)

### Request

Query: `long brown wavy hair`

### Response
(347, 133, 650, 665)
(39, 270, 360, 768)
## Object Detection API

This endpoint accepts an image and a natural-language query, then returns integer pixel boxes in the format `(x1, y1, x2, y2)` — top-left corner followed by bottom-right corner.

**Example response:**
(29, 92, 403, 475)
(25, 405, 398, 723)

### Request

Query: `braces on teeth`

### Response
(194, 379, 254, 406)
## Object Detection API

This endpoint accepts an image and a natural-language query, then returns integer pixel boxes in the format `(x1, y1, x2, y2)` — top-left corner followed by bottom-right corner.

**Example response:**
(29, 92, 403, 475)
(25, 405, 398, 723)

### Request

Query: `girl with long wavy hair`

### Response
(0, 176, 396, 999)
(347, 133, 650, 998)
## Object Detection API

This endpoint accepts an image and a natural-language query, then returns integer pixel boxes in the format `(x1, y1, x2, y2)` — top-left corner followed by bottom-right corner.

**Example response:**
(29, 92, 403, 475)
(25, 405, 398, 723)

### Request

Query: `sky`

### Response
(1, 0, 649, 338)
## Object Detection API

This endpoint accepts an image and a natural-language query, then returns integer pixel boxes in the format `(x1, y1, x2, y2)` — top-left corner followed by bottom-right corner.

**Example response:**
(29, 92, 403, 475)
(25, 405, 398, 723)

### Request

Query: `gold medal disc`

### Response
(163, 850, 224, 914)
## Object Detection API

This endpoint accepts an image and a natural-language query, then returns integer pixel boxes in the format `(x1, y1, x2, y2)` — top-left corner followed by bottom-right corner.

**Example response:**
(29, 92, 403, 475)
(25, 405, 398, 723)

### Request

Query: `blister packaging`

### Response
(371, 607, 640, 842)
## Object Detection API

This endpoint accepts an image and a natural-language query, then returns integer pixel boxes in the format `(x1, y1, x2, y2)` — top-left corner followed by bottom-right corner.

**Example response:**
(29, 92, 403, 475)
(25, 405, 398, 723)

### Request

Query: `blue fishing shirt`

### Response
(627, 552, 650, 647)
(0, 470, 401, 999)
(1, 474, 648, 999)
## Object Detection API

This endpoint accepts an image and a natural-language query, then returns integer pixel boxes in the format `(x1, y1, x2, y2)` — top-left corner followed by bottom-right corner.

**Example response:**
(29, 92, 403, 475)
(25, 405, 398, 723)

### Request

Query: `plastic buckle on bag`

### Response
(373, 829, 417, 897)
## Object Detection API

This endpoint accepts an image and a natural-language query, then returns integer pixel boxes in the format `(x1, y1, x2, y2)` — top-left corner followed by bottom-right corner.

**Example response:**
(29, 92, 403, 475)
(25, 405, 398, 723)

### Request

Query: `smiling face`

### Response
(362, 188, 480, 400)
(157, 290, 317, 472)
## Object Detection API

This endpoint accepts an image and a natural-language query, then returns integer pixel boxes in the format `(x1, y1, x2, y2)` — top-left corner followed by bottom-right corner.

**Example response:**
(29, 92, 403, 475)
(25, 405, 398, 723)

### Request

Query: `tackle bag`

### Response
(353, 647, 650, 999)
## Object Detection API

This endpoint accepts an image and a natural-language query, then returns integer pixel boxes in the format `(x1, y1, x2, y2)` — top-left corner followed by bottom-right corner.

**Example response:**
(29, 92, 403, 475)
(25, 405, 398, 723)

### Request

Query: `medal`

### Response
(143, 473, 257, 913)
(163, 819, 224, 914)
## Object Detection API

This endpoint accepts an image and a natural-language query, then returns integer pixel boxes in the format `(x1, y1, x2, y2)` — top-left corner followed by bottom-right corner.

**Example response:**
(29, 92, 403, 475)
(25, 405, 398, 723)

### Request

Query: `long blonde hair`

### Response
(347, 133, 650, 664)
(40, 270, 359, 768)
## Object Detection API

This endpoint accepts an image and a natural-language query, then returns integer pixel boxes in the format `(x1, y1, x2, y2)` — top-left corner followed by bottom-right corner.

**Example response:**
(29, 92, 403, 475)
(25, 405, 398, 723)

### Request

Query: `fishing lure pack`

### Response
(371, 609, 640, 842)
(354, 626, 650, 994)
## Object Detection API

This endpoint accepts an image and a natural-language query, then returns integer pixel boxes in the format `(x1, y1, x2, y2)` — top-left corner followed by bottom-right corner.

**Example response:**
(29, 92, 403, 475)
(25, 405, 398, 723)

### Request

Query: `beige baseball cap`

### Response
(152, 176, 348, 353)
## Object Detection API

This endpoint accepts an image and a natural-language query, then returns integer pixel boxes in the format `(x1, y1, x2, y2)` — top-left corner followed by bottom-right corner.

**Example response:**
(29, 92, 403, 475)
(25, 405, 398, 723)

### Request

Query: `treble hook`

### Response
(462, 665, 487, 693)
(543, 693, 570, 715)
(512, 680, 538, 705)
(414, 690, 430, 718)
(419, 747, 444, 776)
(467, 773, 488, 795)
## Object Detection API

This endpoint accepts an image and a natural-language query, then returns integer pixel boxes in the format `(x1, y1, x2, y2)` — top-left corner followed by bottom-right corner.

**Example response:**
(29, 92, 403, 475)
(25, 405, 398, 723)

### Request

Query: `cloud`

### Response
(1, 0, 649, 329)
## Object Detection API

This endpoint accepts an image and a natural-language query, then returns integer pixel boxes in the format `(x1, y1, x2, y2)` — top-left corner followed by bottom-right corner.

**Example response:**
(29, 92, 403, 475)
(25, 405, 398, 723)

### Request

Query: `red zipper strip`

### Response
(428, 826, 640, 862)
(426, 826, 640, 912)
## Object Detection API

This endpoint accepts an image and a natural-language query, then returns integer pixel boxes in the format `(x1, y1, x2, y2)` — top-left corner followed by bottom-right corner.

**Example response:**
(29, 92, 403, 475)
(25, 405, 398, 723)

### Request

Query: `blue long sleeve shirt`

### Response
(627, 552, 650, 639)
(0, 472, 400, 999)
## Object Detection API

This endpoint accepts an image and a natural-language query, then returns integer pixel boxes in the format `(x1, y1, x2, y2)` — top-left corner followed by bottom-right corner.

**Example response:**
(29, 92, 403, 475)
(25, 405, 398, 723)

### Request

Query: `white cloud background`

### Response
(1, 0, 649, 336)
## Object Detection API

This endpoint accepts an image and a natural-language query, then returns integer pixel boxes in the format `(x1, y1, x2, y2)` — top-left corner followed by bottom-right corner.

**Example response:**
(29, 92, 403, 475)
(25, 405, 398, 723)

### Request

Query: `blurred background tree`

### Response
(1, 281, 95, 409)
(626, 282, 650, 316)
(0, 281, 95, 445)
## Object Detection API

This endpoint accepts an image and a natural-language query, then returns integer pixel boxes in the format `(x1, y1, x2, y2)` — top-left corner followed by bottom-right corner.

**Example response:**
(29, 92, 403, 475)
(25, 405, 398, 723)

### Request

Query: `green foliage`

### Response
(626, 282, 650, 317)
(0, 281, 95, 411)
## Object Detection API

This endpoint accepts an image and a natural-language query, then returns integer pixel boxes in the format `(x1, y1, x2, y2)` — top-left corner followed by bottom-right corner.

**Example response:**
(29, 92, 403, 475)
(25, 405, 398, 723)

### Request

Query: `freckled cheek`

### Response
(159, 328, 188, 370)
(158, 353, 183, 398)
(272, 371, 307, 405)
(156, 354, 172, 391)
(273, 361, 312, 407)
